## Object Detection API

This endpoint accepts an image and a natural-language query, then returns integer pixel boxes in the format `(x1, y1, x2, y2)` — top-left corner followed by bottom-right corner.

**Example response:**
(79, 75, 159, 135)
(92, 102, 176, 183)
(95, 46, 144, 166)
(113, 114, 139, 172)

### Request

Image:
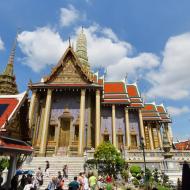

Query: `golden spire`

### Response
(76, 27, 89, 69)
(4, 31, 19, 76)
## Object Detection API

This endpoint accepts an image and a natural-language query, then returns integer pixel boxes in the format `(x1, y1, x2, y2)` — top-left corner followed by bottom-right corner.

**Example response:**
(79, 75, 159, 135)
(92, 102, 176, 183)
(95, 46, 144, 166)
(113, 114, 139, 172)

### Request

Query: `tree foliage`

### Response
(93, 141, 125, 176)
(130, 165, 141, 176)
(0, 157, 9, 172)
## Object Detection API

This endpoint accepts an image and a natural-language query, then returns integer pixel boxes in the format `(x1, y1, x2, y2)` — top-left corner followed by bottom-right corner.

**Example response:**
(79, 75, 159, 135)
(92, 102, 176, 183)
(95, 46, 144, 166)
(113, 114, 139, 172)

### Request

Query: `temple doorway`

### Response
(58, 107, 73, 149)
(59, 120, 70, 147)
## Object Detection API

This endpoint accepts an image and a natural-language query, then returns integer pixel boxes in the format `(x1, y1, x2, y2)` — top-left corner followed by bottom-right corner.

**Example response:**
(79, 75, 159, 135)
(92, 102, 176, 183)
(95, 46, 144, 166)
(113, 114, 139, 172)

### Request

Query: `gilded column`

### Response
(29, 90, 37, 129)
(157, 125, 163, 149)
(165, 123, 171, 145)
(148, 124, 154, 150)
(78, 89, 86, 155)
(112, 104, 117, 147)
(139, 109, 145, 140)
(87, 94, 92, 147)
(95, 89, 101, 148)
(39, 89, 52, 156)
(125, 107, 130, 148)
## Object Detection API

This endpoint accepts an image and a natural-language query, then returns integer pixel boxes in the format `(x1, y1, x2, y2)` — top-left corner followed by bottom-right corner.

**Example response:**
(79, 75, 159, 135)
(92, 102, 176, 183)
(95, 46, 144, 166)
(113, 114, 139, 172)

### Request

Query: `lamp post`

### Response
(140, 137, 147, 183)
(85, 123, 88, 151)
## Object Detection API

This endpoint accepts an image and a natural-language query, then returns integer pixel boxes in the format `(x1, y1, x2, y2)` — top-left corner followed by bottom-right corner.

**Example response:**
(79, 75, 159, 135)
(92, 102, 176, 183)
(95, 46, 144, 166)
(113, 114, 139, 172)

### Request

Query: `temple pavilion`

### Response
(0, 29, 173, 157)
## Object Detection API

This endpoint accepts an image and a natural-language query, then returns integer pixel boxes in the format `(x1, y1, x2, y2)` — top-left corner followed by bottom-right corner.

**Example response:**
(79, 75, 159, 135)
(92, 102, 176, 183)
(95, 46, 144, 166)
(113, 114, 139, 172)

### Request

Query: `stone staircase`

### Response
(22, 156, 85, 190)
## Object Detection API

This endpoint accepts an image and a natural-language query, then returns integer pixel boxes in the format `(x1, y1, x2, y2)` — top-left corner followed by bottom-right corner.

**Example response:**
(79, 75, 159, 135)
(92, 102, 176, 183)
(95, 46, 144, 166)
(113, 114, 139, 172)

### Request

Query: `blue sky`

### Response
(0, 0, 190, 140)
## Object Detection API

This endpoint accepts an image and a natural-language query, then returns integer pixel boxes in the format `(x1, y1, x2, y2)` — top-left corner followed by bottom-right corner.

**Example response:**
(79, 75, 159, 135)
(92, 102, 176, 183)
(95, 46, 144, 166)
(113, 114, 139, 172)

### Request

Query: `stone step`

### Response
(23, 156, 85, 190)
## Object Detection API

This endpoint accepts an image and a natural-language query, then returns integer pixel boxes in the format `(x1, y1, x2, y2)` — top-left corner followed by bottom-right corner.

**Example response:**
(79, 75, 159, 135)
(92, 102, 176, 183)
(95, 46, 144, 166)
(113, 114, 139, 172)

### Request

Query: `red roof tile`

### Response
(103, 82, 130, 104)
(104, 82, 126, 94)
(127, 85, 139, 97)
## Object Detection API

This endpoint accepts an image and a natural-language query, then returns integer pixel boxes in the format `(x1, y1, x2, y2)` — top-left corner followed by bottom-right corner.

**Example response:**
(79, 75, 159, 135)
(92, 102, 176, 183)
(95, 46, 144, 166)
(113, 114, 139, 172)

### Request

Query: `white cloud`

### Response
(74, 25, 159, 81)
(17, 27, 67, 72)
(17, 24, 160, 79)
(60, 5, 85, 27)
(167, 106, 190, 116)
(0, 37, 4, 50)
(147, 33, 190, 100)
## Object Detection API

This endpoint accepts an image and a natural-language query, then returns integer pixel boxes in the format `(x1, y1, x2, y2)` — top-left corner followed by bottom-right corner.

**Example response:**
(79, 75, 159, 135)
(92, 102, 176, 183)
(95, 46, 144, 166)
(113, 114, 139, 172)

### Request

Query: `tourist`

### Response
(68, 176, 79, 190)
(83, 173, 89, 190)
(78, 172, 84, 190)
(57, 179, 64, 190)
(36, 167, 43, 186)
(63, 165, 68, 178)
(10, 175, 19, 190)
(45, 161, 50, 177)
(106, 175, 112, 183)
(18, 175, 27, 190)
(57, 171, 63, 180)
(89, 172, 97, 190)
(23, 179, 34, 190)
(46, 177, 57, 190)
(97, 176, 104, 190)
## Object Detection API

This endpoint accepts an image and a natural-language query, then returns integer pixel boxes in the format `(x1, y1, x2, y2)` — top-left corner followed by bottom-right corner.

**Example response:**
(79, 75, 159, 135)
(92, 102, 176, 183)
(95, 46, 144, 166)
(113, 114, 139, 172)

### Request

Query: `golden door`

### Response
(59, 120, 70, 147)
(117, 135, 124, 149)
(131, 134, 137, 149)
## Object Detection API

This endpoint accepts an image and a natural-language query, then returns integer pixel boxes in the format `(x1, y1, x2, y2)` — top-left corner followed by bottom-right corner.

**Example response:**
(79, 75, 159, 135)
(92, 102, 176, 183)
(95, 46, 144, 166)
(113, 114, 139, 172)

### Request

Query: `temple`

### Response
(27, 29, 173, 156)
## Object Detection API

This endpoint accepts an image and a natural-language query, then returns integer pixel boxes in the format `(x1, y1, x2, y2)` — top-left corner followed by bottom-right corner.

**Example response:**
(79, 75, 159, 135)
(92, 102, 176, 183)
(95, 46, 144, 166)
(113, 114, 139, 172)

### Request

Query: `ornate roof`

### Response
(103, 81, 130, 104)
(0, 92, 27, 131)
(157, 104, 172, 123)
(142, 103, 161, 121)
(126, 83, 143, 108)
(0, 136, 33, 154)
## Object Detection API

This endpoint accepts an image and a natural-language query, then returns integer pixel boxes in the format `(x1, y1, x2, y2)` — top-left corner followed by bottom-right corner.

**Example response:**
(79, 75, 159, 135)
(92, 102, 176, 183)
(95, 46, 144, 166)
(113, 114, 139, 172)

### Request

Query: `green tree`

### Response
(94, 141, 125, 176)
(0, 157, 9, 172)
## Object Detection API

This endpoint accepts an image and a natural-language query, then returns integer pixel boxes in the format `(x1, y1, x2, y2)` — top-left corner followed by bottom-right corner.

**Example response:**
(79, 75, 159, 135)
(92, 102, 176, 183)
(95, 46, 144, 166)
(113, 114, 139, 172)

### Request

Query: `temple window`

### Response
(102, 128, 110, 142)
(130, 134, 137, 149)
(117, 128, 124, 149)
(48, 125, 55, 141)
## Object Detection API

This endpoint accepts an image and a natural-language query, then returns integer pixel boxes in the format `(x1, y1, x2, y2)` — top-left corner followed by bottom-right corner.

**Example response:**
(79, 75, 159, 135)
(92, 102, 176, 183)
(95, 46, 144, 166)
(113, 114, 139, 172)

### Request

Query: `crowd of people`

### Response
(7, 159, 114, 190)
(46, 171, 113, 190)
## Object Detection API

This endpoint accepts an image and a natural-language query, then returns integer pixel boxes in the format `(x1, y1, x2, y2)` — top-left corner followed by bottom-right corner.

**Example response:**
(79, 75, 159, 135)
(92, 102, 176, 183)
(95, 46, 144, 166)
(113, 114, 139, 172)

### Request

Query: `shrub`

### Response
(130, 165, 141, 175)
(132, 178, 140, 186)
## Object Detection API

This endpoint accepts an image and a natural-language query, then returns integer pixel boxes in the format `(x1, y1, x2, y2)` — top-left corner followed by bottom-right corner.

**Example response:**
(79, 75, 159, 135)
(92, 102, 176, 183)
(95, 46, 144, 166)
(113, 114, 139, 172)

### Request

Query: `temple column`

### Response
(95, 89, 101, 148)
(29, 90, 37, 129)
(112, 104, 117, 147)
(125, 107, 130, 149)
(6, 155, 17, 189)
(87, 94, 92, 147)
(36, 104, 45, 146)
(39, 89, 52, 156)
(139, 109, 145, 140)
(148, 124, 154, 150)
(157, 124, 163, 149)
(164, 123, 171, 145)
(78, 89, 86, 155)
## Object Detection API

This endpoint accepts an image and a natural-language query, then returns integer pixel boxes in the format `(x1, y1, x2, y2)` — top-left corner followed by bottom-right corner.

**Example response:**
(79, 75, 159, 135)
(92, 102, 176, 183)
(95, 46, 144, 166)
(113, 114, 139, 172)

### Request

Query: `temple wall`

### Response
(51, 91, 80, 123)
(101, 106, 112, 142)
(115, 106, 125, 145)
(129, 110, 140, 145)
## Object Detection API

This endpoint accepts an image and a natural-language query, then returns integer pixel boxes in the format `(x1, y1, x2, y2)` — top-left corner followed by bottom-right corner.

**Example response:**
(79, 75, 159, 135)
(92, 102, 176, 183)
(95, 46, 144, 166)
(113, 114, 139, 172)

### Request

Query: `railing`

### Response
(86, 149, 190, 162)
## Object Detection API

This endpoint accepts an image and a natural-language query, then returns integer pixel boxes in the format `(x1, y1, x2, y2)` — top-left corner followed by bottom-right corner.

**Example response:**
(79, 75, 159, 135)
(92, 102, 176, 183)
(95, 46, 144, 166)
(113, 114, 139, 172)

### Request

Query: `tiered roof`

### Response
(103, 81, 130, 104)
(126, 83, 143, 108)
(157, 104, 172, 123)
(141, 103, 171, 123)
(142, 103, 161, 121)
